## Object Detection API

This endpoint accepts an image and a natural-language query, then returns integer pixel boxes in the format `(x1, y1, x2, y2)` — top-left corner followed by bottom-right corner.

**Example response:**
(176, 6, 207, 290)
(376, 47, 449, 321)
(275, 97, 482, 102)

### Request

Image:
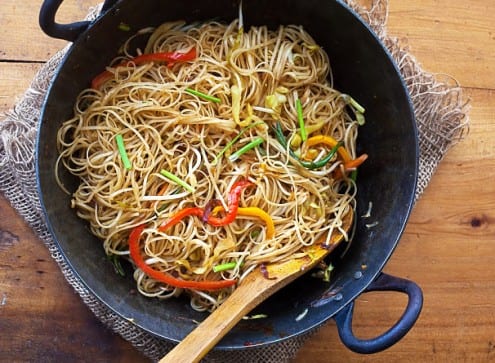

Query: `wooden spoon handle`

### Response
(159, 272, 273, 363)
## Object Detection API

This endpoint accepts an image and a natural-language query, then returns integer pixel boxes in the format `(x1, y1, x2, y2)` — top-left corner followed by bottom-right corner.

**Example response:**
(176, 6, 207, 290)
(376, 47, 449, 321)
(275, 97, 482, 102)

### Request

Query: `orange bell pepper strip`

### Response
(334, 153, 369, 179)
(305, 135, 352, 163)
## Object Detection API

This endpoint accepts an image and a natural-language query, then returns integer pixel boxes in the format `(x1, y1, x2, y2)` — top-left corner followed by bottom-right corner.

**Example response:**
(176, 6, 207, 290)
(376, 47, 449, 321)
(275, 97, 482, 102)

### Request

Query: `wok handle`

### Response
(333, 272, 423, 354)
(39, 0, 118, 42)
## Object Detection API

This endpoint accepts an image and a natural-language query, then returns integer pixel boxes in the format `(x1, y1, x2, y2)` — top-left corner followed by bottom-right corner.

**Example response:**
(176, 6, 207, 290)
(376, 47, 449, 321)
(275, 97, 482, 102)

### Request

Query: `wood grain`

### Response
(1, 0, 494, 362)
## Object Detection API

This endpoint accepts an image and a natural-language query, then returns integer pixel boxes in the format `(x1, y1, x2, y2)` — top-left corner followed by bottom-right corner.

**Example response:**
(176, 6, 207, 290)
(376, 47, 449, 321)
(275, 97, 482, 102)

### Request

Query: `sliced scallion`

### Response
(342, 94, 365, 114)
(115, 134, 132, 170)
(159, 169, 195, 193)
(185, 88, 221, 103)
(355, 112, 366, 126)
(212, 121, 265, 165)
(118, 22, 131, 32)
(323, 263, 334, 282)
(213, 262, 238, 273)
(108, 254, 125, 277)
(228, 136, 264, 162)
(341, 94, 366, 125)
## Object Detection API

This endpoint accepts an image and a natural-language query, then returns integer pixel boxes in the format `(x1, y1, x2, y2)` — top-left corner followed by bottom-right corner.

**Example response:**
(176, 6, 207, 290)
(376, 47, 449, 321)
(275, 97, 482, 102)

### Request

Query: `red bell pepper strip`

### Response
(128, 223, 237, 291)
(91, 48, 197, 89)
(202, 199, 222, 222)
(157, 206, 204, 232)
(206, 180, 253, 226)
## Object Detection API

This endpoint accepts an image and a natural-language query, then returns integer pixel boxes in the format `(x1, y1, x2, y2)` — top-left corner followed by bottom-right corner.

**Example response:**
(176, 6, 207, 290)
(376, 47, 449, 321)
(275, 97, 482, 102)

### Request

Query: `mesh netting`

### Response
(0, 0, 468, 361)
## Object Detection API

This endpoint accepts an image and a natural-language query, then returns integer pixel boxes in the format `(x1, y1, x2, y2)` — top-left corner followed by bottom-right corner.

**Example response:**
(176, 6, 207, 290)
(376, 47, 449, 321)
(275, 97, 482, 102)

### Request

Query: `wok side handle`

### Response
(39, 0, 119, 42)
(333, 272, 423, 354)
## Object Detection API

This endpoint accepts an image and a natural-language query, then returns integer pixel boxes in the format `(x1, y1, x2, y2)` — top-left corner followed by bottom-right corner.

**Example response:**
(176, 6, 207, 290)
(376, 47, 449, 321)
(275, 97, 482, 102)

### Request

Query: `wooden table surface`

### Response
(1, 1, 493, 362)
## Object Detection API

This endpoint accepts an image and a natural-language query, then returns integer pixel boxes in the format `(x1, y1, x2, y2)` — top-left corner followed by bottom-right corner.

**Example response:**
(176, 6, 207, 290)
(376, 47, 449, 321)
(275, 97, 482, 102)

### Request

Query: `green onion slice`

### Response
(212, 121, 265, 165)
(159, 169, 195, 193)
(213, 262, 239, 273)
(341, 94, 366, 125)
(185, 88, 221, 103)
(229, 136, 264, 162)
(115, 134, 132, 170)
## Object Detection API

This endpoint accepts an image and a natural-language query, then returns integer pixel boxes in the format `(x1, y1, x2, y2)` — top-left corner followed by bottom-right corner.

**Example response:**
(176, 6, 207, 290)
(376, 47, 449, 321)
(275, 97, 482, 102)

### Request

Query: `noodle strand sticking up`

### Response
(56, 19, 367, 312)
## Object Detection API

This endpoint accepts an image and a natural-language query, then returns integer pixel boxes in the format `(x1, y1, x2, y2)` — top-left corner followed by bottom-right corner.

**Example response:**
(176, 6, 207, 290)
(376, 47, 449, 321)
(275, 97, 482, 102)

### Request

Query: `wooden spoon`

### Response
(159, 208, 354, 363)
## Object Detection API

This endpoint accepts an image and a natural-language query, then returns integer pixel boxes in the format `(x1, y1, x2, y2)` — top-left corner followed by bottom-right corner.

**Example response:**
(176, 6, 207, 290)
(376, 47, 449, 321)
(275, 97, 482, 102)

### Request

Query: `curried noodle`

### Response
(56, 18, 367, 312)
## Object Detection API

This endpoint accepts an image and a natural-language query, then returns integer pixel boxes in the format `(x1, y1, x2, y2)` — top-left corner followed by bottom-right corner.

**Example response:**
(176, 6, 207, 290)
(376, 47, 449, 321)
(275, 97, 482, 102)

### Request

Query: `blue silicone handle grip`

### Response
(39, 0, 119, 42)
(334, 272, 423, 354)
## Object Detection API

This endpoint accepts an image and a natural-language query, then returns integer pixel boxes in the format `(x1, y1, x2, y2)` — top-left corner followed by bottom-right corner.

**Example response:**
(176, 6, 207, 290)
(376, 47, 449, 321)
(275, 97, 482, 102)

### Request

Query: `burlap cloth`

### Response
(0, 1, 469, 361)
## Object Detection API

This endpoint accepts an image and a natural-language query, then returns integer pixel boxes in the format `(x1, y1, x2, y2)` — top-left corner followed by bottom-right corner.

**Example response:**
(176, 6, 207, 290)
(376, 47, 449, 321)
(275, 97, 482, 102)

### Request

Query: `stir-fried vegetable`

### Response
(290, 121, 325, 149)
(305, 135, 352, 163)
(128, 224, 237, 290)
(295, 98, 307, 142)
(213, 262, 239, 273)
(158, 207, 204, 232)
(159, 169, 195, 193)
(341, 93, 366, 125)
(157, 179, 253, 230)
(209, 205, 275, 239)
(206, 179, 253, 226)
(237, 207, 275, 239)
(334, 153, 369, 179)
(115, 134, 132, 170)
(265, 87, 288, 117)
(231, 85, 243, 126)
(273, 122, 342, 170)
(92, 48, 197, 89)
(212, 121, 265, 165)
(127, 179, 277, 290)
(228, 137, 264, 162)
(185, 88, 221, 103)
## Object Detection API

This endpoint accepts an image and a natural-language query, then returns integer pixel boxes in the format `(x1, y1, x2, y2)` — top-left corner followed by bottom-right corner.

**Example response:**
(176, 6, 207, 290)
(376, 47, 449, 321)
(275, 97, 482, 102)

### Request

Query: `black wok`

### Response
(37, 0, 422, 354)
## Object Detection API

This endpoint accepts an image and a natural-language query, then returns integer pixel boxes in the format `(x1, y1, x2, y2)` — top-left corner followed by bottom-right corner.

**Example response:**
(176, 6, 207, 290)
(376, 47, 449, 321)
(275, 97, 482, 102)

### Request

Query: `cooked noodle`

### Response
(56, 18, 364, 311)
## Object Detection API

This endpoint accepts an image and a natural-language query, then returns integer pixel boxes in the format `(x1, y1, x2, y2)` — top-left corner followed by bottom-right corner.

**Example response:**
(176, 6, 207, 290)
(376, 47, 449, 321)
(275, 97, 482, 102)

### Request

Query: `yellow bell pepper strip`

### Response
(128, 223, 237, 290)
(237, 207, 275, 239)
(260, 263, 276, 280)
(209, 205, 275, 240)
(305, 135, 352, 163)
(92, 48, 197, 89)
(290, 121, 326, 149)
